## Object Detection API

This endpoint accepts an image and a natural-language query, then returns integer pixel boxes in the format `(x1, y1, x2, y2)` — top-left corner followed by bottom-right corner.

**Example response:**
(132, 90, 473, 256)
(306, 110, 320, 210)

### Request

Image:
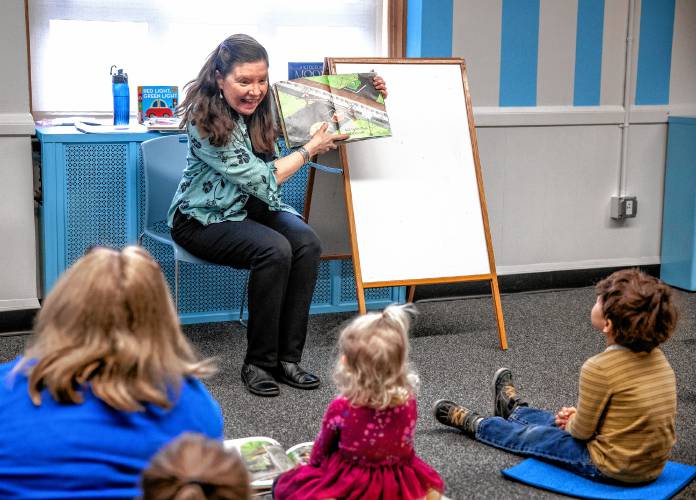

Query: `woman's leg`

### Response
(171, 209, 293, 370)
(251, 206, 322, 363)
(475, 406, 604, 479)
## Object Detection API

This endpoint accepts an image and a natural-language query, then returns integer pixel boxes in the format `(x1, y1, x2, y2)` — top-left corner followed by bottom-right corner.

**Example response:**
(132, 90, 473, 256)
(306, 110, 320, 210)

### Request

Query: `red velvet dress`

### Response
(273, 396, 444, 500)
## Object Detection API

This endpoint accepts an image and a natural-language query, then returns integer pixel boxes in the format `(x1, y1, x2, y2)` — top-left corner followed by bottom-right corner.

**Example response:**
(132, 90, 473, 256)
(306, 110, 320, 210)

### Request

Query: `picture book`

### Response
(273, 72, 391, 148)
(287, 61, 324, 79)
(224, 437, 313, 492)
(143, 116, 182, 131)
(137, 86, 178, 123)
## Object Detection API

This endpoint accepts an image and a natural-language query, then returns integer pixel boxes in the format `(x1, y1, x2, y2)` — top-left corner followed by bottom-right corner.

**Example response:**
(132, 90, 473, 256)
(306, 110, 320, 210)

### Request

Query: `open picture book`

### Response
(273, 72, 391, 148)
(224, 437, 313, 492)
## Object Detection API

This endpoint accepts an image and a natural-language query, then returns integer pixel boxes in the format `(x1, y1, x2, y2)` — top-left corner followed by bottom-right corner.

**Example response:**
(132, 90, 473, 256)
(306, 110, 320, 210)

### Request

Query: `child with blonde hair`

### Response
(141, 433, 250, 500)
(433, 268, 678, 484)
(273, 304, 444, 500)
(0, 246, 223, 498)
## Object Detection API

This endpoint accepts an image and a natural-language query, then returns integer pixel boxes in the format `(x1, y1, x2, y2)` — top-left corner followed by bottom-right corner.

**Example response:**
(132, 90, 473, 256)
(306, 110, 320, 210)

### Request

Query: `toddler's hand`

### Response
(555, 406, 577, 429)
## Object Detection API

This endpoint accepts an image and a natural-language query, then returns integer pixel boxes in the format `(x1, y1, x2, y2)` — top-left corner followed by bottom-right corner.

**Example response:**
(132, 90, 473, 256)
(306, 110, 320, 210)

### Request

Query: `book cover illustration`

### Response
(224, 437, 314, 491)
(287, 61, 324, 79)
(285, 441, 313, 466)
(138, 86, 178, 123)
(273, 72, 391, 148)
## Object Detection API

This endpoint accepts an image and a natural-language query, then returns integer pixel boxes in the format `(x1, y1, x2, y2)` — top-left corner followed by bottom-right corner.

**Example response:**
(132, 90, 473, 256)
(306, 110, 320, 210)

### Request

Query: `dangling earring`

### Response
(219, 89, 224, 99)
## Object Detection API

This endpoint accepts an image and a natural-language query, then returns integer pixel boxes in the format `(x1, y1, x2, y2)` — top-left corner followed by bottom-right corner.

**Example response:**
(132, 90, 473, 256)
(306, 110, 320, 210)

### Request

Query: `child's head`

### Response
(334, 303, 419, 409)
(18, 246, 214, 411)
(141, 433, 250, 500)
(594, 268, 678, 353)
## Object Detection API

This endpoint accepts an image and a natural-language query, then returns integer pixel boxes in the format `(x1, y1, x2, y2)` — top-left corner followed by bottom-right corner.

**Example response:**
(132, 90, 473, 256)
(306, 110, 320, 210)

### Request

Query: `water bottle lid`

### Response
(110, 65, 128, 84)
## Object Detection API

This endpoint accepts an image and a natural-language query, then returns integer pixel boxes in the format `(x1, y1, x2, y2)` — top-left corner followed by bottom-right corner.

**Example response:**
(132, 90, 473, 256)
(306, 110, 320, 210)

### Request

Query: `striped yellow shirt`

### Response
(565, 347, 676, 483)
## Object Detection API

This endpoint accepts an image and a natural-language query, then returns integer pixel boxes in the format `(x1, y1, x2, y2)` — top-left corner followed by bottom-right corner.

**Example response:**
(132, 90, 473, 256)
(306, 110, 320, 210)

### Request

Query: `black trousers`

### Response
(171, 196, 321, 369)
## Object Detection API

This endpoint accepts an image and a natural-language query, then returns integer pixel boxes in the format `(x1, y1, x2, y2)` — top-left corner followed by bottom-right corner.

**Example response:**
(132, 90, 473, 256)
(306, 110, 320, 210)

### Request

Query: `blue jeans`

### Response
(476, 407, 607, 479)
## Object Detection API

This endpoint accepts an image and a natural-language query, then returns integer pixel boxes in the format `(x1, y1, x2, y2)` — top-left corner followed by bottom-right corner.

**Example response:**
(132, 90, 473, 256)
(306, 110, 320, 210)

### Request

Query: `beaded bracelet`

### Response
(296, 146, 310, 164)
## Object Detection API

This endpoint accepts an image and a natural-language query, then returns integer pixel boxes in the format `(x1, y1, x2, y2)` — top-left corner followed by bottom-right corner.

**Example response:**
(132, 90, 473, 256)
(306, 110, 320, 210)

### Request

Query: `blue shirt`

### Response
(0, 358, 224, 499)
(167, 118, 299, 227)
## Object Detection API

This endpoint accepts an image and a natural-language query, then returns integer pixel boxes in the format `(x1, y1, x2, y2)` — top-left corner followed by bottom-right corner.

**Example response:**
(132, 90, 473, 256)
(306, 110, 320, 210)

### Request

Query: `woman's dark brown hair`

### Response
(177, 34, 276, 152)
(596, 268, 678, 353)
(141, 433, 250, 500)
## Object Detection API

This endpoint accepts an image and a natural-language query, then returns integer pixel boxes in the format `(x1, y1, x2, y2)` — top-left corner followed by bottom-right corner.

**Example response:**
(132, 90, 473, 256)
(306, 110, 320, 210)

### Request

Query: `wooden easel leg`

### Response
(407, 285, 416, 303)
(357, 283, 367, 314)
(490, 278, 508, 350)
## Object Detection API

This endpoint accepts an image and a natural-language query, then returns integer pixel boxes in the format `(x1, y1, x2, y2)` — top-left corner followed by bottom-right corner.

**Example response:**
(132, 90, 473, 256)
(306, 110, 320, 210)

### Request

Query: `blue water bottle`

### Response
(110, 65, 130, 127)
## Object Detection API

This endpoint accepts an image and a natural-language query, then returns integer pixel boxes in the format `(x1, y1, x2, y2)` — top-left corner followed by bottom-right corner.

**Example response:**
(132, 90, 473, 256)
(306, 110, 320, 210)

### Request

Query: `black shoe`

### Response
(241, 364, 280, 397)
(493, 367, 528, 419)
(432, 399, 482, 437)
(274, 361, 320, 390)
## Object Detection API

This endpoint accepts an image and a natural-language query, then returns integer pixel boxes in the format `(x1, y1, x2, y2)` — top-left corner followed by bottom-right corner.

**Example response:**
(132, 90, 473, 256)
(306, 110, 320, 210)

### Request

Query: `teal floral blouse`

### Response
(167, 117, 299, 226)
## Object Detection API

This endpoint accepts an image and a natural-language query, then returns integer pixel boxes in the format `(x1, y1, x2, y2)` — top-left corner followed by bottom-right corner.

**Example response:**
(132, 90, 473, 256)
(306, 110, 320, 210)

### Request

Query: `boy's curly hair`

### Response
(596, 269, 677, 353)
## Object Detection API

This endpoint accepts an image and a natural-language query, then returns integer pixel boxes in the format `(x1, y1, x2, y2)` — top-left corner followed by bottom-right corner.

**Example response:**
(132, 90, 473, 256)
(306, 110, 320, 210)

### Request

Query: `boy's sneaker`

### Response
(493, 367, 528, 419)
(432, 399, 483, 437)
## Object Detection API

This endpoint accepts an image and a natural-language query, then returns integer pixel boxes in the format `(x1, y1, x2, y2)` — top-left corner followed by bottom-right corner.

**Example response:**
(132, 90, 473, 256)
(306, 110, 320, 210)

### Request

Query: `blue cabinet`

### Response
(661, 117, 696, 291)
(36, 126, 403, 323)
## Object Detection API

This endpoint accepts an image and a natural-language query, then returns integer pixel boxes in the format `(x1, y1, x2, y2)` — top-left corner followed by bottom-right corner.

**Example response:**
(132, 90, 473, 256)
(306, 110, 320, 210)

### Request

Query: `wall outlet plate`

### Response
(623, 196, 637, 217)
(610, 196, 638, 220)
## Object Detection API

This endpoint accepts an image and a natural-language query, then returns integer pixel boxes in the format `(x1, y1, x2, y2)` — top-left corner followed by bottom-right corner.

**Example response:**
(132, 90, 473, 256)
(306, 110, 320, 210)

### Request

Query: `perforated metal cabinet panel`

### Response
(37, 129, 148, 292)
(340, 259, 393, 303)
(37, 127, 403, 324)
(63, 143, 132, 266)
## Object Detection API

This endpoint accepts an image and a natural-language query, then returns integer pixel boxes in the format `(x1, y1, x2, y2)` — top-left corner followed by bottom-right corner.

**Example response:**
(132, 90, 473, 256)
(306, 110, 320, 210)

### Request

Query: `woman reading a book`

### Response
(168, 33, 387, 397)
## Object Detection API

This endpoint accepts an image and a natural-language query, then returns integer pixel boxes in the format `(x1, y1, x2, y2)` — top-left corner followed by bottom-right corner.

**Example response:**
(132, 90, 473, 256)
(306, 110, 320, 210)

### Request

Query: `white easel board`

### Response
(318, 58, 507, 349)
(332, 60, 491, 284)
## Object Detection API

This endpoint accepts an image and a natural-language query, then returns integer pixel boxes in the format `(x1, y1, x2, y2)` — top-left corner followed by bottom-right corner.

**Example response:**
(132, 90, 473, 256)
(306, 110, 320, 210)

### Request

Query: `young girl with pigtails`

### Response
(273, 304, 444, 500)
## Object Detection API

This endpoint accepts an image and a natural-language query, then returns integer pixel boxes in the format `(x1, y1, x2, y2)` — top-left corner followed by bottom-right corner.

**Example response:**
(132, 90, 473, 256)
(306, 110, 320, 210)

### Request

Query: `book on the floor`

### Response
(224, 437, 313, 491)
(273, 72, 391, 148)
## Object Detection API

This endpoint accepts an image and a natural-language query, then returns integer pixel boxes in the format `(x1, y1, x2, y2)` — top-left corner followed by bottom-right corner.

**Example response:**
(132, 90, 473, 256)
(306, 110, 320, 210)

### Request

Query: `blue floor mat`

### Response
(501, 459, 696, 500)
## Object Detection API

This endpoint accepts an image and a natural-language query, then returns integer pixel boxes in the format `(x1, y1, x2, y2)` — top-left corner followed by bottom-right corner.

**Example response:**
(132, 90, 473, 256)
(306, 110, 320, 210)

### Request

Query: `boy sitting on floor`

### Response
(433, 268, 678, 484)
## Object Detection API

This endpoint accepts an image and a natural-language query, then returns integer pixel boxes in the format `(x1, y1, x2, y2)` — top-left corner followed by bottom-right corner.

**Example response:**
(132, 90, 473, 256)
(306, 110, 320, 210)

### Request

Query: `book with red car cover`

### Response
(137, 86, 178, 123)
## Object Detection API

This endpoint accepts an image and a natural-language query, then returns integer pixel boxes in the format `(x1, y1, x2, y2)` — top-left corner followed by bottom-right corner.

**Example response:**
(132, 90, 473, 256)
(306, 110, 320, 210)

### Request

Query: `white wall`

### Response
(0, 0, 39, 310)
(453, 0, 696, 275)
(477, 124, 665, 274)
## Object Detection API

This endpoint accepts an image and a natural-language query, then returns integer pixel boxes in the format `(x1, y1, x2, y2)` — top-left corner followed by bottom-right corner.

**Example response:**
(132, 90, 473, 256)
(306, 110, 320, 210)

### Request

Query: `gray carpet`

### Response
(2, 286, 695, 499)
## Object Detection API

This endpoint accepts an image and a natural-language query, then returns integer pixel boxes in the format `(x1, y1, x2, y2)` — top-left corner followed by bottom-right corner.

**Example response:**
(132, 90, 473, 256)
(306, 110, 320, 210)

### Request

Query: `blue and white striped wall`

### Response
(406, 0, 696, 275)
(408, 0, 695, 110)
